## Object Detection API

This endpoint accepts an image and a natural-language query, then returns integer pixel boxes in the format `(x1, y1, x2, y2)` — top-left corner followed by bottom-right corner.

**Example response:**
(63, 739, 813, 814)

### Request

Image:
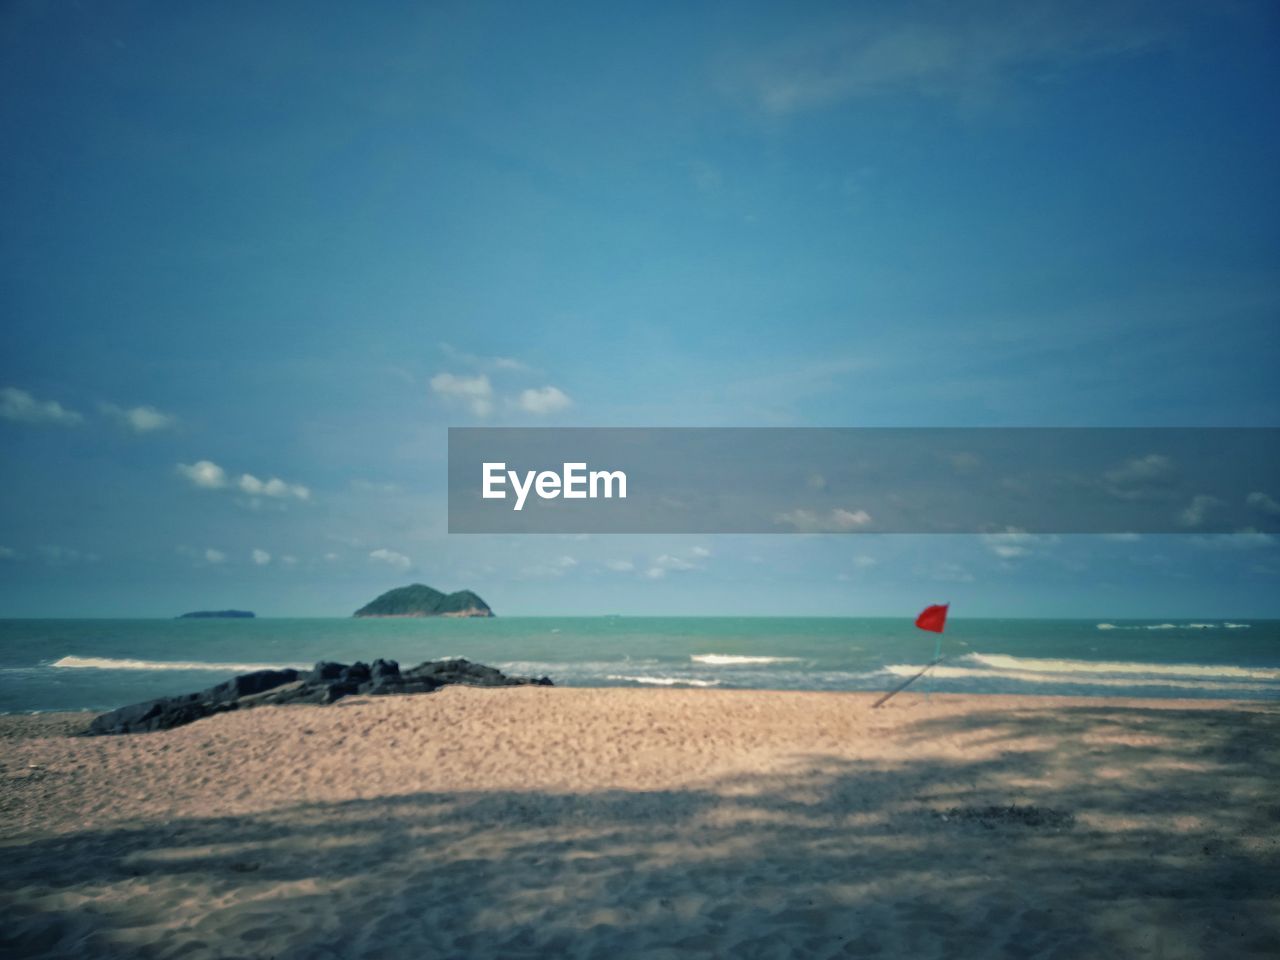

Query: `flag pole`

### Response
(926, 602, 946, 701)
(882, 601, 948, 708)
(872, 656, 944, 708)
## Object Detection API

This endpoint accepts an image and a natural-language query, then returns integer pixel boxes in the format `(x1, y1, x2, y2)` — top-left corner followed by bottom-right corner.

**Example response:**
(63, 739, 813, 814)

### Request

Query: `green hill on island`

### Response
(353, 584, 494, 618)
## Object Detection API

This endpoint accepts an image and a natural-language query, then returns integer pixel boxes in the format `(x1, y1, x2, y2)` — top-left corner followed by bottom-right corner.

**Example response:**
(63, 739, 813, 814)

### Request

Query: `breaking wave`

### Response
(883, 652, 1280, 694)
(606, 675, 721, 687)
(969, 653, 1280, 681)
(1096, 622, 1250, 631)
(691, 654, 802, 666)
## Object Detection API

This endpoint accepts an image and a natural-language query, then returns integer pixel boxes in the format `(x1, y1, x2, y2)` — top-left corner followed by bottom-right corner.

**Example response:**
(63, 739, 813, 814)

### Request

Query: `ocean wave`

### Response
(51, 655, 308, 673)
(1096, 622, 1250, 631)
(690, 654, 802, 666)
(883, 662, 1275, 693)
(969, 653, 1280, 681)
(606, 675, 721, 687)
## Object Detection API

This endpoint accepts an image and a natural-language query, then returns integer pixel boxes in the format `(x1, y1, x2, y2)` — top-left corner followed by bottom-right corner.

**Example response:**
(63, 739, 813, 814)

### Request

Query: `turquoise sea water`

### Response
(2, 617, 1278, 713)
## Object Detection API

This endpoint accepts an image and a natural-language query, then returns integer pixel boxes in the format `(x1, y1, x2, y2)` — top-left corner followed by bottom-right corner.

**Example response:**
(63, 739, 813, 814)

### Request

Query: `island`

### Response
(353, 584, 494, 618)
(177, 610, 255, 619)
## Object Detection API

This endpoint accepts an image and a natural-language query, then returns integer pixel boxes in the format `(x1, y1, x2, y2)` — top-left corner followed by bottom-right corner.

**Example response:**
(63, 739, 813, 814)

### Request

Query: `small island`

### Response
(177, 610, 256, 619)
(354, 584, 494, 618)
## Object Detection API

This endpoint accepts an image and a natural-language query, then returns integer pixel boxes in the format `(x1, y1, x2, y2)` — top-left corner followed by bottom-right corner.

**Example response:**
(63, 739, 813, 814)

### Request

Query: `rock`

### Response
(401, 657, 552, 688)
(370, 658, 400, 681)
(310, 661, 346, 681)
(86, 658, 552, 735)
(86, 669, 300, 735)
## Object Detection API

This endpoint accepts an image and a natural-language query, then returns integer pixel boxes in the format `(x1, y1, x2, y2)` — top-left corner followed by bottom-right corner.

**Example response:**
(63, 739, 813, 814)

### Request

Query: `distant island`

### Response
(177, 610, 256, 619)
(354, 584, 494, 618)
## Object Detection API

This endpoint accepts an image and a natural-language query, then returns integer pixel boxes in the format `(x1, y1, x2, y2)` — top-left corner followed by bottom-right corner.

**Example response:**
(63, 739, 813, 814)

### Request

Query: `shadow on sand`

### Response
(2, 703, 1278, 959)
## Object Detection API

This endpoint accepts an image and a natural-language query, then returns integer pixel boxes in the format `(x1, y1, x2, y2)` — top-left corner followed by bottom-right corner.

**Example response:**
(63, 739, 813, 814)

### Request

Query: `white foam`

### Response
(969, 652, 1280, 681)
(606, 675, 720, 687)
(691, 654, 801, 666)
(883, 662, 1275, 693)
(1097, 622, 1251, 631)
(51, 655, 307, 673)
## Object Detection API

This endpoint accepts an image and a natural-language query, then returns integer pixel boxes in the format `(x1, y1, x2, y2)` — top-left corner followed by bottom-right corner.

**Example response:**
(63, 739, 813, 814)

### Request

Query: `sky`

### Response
(1, 0, 1278, 617)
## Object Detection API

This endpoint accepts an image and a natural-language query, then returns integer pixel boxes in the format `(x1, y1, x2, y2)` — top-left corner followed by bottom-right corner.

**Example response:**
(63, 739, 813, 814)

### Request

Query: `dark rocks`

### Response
(86, 658, 553, 735)
(86, 669, 300, 735)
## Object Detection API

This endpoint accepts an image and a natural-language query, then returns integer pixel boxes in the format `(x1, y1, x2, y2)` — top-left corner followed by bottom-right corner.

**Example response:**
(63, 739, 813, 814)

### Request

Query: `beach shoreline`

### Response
(2, 688, 1278, 958)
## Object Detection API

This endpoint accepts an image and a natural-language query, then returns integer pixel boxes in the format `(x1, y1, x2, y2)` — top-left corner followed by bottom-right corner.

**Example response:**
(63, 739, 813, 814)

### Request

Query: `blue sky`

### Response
(1, 1, 1277, 616)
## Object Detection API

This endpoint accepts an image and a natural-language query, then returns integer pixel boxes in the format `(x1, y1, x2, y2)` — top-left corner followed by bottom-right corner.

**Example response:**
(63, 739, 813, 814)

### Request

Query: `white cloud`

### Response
(252, 548, 271, 566)
(204, 548, 226, 564)
(990, 544, 1027, 559)
(1178, 495, 1219, 529)
(1106, 453, 1175, 484)
(982, 533, 1027, 558)
(929, 561, 974, 583)
(177, 461, 310, 502)
(238, 473, 310, 501)
(1246, 491, 1280, 516)
(605, 559, 635, 572)
(654, 553, 698, 572)
(0, 545, 18, 560)
(430, 372, 494, 417)
(369, 548, 412, 570)
(1102, 532, 1143, 542)
(1188, 531, 1275, 550)
(520, 555, 579, 579)
(0, 387, 82, 426)
(852, 555, 878, 569)
(774, 508, 872, 532)
(516, 385, 572, 415)
(643, 550, 710, 579)
(1103, 453, 1177, 500)
(982, 530, 1058, 559)
(440, 343, 531, 373)
(177, 460, 228, 489)
(101, 403, 177, 433)
(732, 3, 1179, 115)
(281, 554, 298, 567)
(324, 552, 340, 562)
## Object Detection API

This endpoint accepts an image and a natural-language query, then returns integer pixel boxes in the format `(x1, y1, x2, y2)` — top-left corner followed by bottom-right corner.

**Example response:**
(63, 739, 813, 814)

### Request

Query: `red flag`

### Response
(915, 603, 949, 633)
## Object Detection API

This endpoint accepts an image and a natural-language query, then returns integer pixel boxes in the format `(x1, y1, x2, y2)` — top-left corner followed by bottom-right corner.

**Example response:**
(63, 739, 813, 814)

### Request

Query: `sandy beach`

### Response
(2, 688, 1278, 959)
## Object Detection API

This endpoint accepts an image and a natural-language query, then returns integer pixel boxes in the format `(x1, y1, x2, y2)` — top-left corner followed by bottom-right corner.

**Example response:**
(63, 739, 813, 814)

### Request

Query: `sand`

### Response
(1, 688, 1278, 959)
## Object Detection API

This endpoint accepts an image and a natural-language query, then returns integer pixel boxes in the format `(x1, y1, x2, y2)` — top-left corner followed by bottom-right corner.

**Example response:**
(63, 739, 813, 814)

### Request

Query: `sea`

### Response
(1, 617, 1278, 714)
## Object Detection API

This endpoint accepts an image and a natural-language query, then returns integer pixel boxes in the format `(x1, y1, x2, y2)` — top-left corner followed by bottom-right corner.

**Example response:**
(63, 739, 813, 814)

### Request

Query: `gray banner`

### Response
(448, 428, 1280, 534)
